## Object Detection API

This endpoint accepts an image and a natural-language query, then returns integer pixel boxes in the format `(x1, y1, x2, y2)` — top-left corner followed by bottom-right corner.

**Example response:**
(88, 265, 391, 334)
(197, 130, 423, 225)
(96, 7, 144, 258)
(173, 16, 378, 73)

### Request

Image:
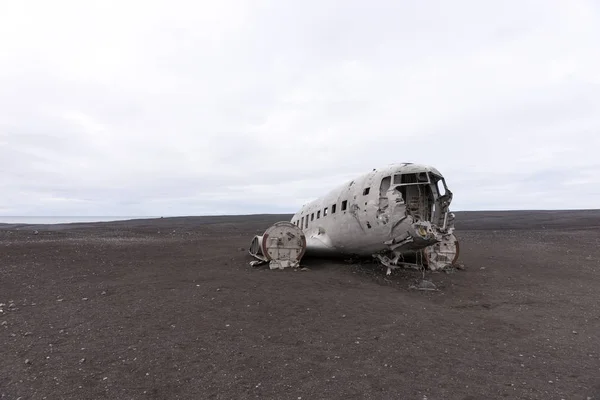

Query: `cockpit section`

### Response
(375, 167, 457, 271)
(380, 170, 452, 227)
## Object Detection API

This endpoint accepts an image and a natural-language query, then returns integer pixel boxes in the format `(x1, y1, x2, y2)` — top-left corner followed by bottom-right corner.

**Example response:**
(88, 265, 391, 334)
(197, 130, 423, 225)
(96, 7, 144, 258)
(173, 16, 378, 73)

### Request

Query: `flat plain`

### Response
(1, 210, 599, 399)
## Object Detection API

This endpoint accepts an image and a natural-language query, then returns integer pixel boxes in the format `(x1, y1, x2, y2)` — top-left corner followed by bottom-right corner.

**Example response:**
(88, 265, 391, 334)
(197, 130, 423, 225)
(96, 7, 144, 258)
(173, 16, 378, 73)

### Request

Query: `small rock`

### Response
(23, 331, 32, 336)
(456, 263, 466, 270)
(79, 358, 86, 364)
(25, 359, 32, 365)
(418, 280, 437, 290)
(101, 291, 106, 295)
(33, 230, 39, 235)
(300, 267, 310, 271)
(572, 330, 578, 334)
(216, 288, 221, 292)
(82, 298, 88, 301)
(1, 321, 7, 326)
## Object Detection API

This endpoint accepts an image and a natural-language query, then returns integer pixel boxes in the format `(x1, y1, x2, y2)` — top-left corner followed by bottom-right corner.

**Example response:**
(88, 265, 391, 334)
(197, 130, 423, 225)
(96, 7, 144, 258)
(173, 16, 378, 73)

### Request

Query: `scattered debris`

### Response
(250, 260, 266, 268)
(409, 280, 438, 291)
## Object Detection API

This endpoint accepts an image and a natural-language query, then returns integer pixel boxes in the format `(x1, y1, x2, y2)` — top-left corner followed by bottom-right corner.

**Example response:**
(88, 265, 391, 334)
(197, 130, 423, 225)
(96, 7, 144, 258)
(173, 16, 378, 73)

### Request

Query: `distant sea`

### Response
(0, 216, 157, 224)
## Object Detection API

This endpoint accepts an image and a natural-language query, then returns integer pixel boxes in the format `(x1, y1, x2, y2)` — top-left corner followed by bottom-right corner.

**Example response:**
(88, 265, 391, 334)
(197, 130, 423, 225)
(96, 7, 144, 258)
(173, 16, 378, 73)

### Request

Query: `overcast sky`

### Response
(1, 0, 599, 216)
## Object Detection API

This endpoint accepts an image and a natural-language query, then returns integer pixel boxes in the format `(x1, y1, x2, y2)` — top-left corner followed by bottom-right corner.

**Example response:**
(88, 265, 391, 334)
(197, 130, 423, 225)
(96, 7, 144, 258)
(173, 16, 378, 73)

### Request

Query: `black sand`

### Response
(1, 210, 599, 399)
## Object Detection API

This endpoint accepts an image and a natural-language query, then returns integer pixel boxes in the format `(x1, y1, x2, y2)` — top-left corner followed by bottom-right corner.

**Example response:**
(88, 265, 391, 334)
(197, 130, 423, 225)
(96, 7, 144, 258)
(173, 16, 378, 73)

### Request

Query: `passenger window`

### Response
(317, 211, 321, 219)
(332, 204, 336, 213)
(363, 187, 370, 195)
(301, 217, 304, 228)
(305, 217, 308, 229)
(324, 207, 328, 216)
(341, 200, 347, 211)
(311, 213, 314, 221)
(380, 176, 391, 196)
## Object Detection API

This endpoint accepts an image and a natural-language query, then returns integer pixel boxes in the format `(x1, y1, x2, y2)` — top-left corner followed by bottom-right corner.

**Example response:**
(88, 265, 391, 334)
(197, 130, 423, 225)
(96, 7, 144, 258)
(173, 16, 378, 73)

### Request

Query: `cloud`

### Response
(1, 0, 599, 216)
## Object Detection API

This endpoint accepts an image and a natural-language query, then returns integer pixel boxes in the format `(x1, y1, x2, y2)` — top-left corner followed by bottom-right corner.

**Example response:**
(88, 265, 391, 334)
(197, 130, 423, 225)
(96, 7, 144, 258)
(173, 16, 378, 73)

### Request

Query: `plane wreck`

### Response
(249, 163, 459, 274)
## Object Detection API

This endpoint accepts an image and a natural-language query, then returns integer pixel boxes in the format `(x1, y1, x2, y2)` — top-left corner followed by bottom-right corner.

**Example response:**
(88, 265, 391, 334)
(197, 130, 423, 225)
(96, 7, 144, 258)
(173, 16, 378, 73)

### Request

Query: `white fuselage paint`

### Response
(290, 163, 453, 258)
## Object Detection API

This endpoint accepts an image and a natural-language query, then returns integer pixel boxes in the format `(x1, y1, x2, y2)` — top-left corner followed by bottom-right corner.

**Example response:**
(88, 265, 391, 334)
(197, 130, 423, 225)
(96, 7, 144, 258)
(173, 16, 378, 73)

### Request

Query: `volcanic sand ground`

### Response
(1, 211, 600, 399)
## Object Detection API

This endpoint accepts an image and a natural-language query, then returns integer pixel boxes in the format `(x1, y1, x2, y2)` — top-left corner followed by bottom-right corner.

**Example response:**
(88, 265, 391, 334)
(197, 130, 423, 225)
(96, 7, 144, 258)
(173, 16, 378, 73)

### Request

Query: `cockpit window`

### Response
(393, 172, 430, 185)
(430, 174, 447, 196)
(436, 179, 447, 196)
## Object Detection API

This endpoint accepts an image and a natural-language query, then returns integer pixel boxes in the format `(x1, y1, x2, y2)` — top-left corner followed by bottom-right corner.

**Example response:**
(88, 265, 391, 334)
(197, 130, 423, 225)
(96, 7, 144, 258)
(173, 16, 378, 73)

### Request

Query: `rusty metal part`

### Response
(249, 221, 306, 269)
(422, 233, 460, 270)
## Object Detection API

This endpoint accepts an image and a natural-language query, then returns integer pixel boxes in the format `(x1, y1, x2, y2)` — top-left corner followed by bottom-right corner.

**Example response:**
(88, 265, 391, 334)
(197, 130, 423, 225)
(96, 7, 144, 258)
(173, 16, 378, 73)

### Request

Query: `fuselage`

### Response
(290, 163, 454, 257)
